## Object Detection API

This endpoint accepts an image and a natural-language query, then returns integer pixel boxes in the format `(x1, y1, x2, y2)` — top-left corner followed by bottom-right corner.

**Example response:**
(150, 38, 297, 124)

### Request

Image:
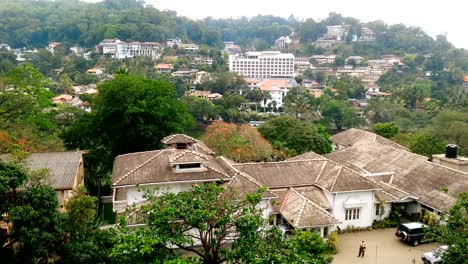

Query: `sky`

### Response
(148, 0, 468, 50)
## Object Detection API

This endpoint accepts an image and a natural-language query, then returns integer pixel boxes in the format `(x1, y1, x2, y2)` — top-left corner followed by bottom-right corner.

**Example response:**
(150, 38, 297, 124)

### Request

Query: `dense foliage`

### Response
(258, 116, 332, 156)
(62, 74, 194, 193)
(202, 121, 273, 162)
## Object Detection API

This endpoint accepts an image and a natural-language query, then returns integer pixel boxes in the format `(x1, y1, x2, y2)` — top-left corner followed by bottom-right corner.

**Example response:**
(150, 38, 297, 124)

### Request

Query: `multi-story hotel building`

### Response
(229, 51, 294, 78)
(98, 39, 162, 60)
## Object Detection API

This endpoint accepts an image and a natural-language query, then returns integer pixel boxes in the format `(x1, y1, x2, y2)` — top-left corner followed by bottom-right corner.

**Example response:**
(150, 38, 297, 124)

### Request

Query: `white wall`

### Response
(126, 182, 194, 205)
(374, 202, 392, 221)
(332, 191, 376, 229)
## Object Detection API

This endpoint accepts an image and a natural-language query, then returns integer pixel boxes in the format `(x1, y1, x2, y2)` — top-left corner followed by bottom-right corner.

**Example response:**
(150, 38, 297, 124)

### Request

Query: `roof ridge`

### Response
(204, 164, 232, 179)
(233, 158, 325, 166)
(314, 160, 328, 184)
(169, 150, 209, 162)
(378, 181, 410, 196)
(290, 188, 339, 223)
(295, 195, 307, 226)
(116, 149, 160, 158)
(377, 189, 399, 201)
(330, 166, 343, 192)
(326, 158, 380, 190)
(114, 150, 165, 185)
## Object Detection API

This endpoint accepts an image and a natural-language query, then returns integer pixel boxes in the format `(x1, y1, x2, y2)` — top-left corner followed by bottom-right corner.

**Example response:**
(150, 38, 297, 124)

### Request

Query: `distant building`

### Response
(274, 36, 292, 50)
(463, 75, 468, 92)
(346, 56, 365, 65)
(229, 51, 295, 78)
(314, 39, 336, 49)
(259, 79, 298, 108)
(98, 38, 162, 60)
(180, 43, 199, 53)
(359, 27, 376, 41)
(70, 46, 84, 56)
(311, 54, 336, 65)
(86, 68, 104, 75)
(325, 25, 350, 41)
(47, 42, 61, 54)
(155, 63, 174, 74)
(0, 43, 11, 51)
(166, 37, 182, 48)
(223, 41, 241, 55)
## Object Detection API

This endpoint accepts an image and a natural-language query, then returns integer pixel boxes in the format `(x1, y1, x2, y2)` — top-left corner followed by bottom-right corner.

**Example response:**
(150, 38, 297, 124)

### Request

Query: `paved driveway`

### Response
(332, 228, 440, 264)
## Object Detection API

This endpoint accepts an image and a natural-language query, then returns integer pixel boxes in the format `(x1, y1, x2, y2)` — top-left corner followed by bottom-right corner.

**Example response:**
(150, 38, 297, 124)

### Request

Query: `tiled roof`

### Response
(327, 131, 468, 212)
(1, 152, 83, 190)
(232, 157, 379, 192)
(331, 128, 408, 151)
(161, 134, 198, 145)
(279, 188, 339, 228)
(112, 149, 232, 187)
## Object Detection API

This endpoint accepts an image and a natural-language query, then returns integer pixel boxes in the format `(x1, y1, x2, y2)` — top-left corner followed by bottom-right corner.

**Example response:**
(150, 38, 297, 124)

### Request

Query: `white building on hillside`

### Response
(229, 51, 294, 78)
(98, 39, 162, 60)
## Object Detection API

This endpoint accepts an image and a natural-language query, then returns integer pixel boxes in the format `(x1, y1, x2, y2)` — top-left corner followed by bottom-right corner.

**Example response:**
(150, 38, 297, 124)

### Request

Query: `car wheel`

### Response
(412, 239, 419, 246)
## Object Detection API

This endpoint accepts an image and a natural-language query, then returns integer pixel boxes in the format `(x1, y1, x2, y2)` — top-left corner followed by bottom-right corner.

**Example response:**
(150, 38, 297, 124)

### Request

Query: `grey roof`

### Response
(278, 188, 339, 228)
(331, 128, 409, 151)
(0, 152, 83, 190)
(161, 134, 198, 145)
(112, 149, 232, 187)
(327, 130, 468, 212)
(232, 157, 380, 192)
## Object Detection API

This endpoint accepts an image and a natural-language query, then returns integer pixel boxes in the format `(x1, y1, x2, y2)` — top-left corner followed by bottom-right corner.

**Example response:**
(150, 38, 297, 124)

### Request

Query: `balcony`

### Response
(113, 200, 128, 212)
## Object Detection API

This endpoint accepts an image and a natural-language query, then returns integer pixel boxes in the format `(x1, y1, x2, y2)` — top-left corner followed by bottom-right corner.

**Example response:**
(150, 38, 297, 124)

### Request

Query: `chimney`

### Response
(445, 144, 458, 159)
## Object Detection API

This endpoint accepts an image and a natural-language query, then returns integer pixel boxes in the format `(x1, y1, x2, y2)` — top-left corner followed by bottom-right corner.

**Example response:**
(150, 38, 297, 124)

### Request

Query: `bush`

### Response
(326, 231, 339, 253)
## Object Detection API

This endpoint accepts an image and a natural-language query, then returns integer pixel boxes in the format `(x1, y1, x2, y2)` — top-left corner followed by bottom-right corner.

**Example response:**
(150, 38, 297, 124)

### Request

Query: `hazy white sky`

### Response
(148, 0, 468, 50)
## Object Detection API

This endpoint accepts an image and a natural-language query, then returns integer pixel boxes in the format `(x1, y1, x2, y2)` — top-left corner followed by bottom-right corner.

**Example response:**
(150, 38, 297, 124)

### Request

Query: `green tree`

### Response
(258, 116, 332, 155)
(426, 110, 468, 153)
(140, 183, 266, 264)
(283, 86, 315, 118)
(181, 96, 218, 123)
(429, 193, 468, 264)
(198, 72, 247, 95)
(62, 75, 195, 194)
(320, 99, 363, 130)
(372, 122, 400, 139)
(394, 81, 431, 109)
(406, 133, 447, 159)
(9, 185, 64, 263)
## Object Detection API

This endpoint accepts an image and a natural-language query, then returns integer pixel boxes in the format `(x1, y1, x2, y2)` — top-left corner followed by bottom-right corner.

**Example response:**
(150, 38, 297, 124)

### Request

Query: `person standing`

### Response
(358, 240, 366, 257)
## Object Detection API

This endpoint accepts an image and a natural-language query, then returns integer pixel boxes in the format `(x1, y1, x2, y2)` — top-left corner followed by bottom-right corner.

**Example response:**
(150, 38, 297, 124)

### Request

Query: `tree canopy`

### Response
(202, 121, 273, 162)
(258, 116, 332, 156)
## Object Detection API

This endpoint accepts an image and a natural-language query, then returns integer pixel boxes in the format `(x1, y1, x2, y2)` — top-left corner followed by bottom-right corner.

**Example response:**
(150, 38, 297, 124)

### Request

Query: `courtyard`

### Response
(332, 228, 440, 264)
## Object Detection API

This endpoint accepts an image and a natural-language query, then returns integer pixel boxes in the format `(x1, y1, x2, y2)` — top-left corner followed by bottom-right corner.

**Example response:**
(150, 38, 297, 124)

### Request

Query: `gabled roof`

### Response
(0, 152, 83, 190)
(233, 156, 380, 192)
(112, 149, 231, 187)
(161, 134, 198, 145)
(331, 128, 408, 150)
(327, 131, 468, 212)
(169, 150, 209, 163)
(279, 188, 339, 228)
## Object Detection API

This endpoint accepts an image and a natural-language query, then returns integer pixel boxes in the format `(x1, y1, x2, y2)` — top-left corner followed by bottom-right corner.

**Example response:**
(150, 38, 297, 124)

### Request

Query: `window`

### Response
(375, 204, 381, 216)
(345, 208, 360, 220)
(176, 143, 188, 149)
(177, 163, 203, 171)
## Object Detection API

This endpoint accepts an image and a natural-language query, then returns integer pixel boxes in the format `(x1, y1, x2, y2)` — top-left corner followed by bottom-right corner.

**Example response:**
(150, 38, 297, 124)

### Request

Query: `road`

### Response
(332, 228, 439, 264)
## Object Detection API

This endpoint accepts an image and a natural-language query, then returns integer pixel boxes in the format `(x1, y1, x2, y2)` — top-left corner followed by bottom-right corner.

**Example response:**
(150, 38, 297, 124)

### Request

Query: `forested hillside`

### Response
(0, 0, 466, 58)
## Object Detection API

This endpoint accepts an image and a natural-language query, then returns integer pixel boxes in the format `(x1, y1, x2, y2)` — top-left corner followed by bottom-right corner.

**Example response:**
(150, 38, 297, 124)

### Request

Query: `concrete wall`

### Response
(332, 191, 376, 229)
(126, 182, 194, 205)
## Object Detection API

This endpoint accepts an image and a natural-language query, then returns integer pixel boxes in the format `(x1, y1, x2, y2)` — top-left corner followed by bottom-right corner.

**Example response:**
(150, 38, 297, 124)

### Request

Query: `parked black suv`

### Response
(395, 222, 430, 246)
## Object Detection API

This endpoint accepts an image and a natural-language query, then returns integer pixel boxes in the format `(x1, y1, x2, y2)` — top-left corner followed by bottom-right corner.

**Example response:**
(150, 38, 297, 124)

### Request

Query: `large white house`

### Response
(111, 130, 468, 236)
(98, 38, 162, 59)
(229, 51, 294, 79)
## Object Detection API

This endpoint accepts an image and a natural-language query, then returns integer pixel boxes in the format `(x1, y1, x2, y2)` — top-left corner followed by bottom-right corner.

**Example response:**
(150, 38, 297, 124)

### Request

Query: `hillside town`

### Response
(0, 0, 467, 263)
